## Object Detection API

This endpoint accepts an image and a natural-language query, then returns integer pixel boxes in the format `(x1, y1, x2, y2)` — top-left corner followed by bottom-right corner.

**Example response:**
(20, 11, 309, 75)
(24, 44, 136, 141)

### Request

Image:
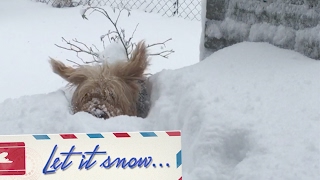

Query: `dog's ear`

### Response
(49, 58, 87, 85)
(113, 40, 149, 80)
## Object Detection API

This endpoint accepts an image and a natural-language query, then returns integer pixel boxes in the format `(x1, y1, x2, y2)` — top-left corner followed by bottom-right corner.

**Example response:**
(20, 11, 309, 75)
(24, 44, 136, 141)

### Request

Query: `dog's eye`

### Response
(109, 92, 115, 100)
(81, 94, 88, 101)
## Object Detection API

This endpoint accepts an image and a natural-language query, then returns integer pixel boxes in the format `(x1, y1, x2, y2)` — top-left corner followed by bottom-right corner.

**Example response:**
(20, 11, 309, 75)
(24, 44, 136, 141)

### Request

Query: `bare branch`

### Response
(73, 38, 93, 52)
(56, 5, 175, 65)
(92, 44, 100, 52)
(55, 37, 99, 58)
(126, 23, 139, 48)
(55, 37, 102, 64)
(147, 38, 172, 48)
(115, 8, 124, 25)
(148, 49, 175, 59)
(82, 6, 130, 60)
(75, 52, 86, 63)
(66, 59, 81, 66)
(127, 43, 135, 56)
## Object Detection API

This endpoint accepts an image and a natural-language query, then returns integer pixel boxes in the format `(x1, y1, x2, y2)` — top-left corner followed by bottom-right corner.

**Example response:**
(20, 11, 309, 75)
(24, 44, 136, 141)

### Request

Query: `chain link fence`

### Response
(34, 0, 201, 21)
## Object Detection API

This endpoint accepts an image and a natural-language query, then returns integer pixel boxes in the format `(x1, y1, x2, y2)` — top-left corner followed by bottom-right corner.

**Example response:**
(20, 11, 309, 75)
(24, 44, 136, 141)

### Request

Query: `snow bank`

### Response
(201, 0, 320, 60)
(1, 42, 319, 179)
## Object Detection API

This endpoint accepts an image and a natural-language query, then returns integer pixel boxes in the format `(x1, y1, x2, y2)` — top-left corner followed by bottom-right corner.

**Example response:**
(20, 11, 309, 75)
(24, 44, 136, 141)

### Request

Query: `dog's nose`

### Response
(95, 111, 109, 119)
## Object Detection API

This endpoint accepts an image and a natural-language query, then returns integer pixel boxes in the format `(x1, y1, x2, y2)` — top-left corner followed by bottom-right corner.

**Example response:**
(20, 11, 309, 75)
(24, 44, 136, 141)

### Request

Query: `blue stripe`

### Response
(140, 132, 157, 137)
(87, 133, 104, 138)
(33, 135, 50, 140)
(176, 150, 182, 168)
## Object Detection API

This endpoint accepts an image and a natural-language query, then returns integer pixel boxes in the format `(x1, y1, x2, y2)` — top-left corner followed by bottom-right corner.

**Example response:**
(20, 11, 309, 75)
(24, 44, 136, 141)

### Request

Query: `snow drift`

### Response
(201, 0, 320, 60)
(1, 42, 319, 180)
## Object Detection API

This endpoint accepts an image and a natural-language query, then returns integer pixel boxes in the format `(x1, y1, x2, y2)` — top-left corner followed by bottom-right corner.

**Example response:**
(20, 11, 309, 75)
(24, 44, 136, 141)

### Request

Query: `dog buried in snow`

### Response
(49, 41, 150, 119)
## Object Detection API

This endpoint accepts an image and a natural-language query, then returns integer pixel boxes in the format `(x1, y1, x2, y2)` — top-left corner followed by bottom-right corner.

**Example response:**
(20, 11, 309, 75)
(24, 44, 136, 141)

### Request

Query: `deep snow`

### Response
(1, 1, 320, 180)
(1, 41, 320, 179)
(200, 0, 320, 60)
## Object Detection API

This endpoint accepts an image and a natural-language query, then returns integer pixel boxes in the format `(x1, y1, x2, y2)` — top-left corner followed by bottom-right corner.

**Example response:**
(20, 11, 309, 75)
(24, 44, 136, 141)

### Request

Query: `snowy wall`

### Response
(200, 0, 320, 60)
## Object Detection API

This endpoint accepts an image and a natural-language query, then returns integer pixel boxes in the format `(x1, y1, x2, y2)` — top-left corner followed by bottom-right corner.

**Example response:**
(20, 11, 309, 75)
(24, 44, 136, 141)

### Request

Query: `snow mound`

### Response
(98, 42, 128, 64)
(0, 42, 319, 180)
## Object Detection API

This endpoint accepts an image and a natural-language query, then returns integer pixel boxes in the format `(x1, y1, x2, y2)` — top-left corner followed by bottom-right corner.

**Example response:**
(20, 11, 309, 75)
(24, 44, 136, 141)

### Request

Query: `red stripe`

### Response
(0, 142, 25, 147)
(166, 131, 181, 136)
(0, 171, 25, 175)
(113, 133, 130, 138)
(179, 177, 182, 180)
(60, 134, 77, 139)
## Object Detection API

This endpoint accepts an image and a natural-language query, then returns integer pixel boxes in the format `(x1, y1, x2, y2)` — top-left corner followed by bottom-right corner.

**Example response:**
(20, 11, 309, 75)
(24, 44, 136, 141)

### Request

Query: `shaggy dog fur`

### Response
(49, 41, 150, 119)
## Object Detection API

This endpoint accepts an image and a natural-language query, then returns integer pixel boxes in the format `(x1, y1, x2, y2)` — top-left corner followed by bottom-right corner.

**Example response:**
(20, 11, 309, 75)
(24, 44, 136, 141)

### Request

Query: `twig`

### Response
(147, 38, 172, 48)
(66, 59, 81, 66)
(56, 5, 175, 65)
(92, 44, 99, 52)
(82, 6, 130, 60)
(126, 23, 139, 48)
(148, 49, 175, 58)
(115, 8, 125, 25)
(55, 37, 99, 58)
(55, 37, 102, 64)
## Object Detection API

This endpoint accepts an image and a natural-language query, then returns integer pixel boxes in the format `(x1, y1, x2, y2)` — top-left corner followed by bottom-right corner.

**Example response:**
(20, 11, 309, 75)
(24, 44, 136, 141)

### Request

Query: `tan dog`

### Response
(50, 41, 149, 119)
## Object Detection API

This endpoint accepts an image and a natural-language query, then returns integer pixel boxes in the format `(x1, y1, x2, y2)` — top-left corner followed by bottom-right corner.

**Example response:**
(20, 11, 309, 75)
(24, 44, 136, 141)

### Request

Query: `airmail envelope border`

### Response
(0, 131, 182, 180)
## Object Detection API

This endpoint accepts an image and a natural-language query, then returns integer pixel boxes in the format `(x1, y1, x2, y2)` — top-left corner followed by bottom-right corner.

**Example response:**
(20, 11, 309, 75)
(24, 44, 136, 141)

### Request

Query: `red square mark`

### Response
(0, 142, 26, 176)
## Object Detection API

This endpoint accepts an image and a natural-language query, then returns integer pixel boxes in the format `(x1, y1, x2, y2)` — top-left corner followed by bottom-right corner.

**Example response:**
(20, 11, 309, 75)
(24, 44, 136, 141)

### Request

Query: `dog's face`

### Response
(50, 41, 149, 119)
(72, 72, 139, 119)
(75, 81, 117, 119)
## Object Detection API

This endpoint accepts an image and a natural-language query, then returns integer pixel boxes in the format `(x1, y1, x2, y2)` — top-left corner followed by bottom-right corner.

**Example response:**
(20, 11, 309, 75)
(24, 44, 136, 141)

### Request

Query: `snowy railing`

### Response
(33, 0, 201, 21)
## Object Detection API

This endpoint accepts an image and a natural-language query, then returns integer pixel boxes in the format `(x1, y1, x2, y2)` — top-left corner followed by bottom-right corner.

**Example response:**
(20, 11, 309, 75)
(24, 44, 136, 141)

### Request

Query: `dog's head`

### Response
(50, 41, 149, 119)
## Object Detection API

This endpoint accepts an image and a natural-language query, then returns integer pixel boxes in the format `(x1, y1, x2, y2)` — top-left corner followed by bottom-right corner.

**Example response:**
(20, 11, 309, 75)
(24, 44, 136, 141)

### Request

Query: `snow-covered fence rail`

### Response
(33, 0, 201, 21)
(201, 0, 320, 60)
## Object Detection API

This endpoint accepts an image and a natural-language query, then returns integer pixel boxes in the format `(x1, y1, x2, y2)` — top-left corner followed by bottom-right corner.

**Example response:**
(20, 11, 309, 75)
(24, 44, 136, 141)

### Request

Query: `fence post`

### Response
(173, 0, 179, 16)
(176, 0, 179, 14)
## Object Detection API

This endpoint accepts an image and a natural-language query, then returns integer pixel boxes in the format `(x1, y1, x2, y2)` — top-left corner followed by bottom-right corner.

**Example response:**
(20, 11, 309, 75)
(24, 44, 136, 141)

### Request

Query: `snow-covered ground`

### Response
(1, 0, 320, 180)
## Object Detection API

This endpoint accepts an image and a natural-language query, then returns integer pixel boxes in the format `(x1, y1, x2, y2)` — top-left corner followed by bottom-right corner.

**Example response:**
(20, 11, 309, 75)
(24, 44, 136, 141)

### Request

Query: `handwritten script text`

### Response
(42, 145, 153, 174)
